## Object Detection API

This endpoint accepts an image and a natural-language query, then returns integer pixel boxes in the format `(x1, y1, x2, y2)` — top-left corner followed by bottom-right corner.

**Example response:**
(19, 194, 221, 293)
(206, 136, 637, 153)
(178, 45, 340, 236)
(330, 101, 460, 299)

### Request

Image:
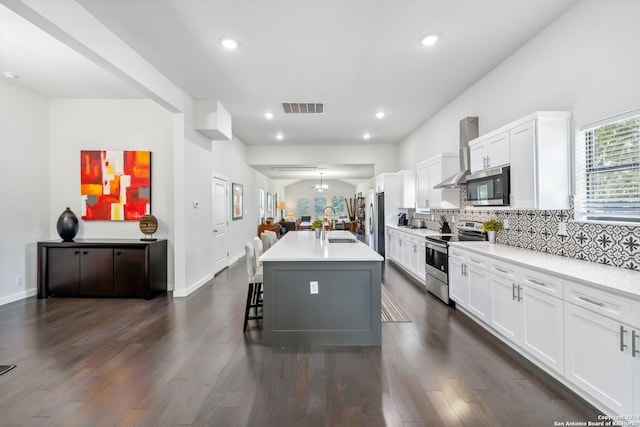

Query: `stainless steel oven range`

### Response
(425, 221, 485, 305)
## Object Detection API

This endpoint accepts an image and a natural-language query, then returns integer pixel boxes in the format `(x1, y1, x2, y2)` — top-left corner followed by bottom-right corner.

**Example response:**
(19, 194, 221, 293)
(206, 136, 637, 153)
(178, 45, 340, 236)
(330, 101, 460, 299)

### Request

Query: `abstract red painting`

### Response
(80, 150, 151, 220)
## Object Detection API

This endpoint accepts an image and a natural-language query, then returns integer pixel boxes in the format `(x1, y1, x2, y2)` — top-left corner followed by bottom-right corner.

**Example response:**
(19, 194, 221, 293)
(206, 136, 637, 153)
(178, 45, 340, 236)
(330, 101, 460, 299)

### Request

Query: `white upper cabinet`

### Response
(415, 154, 460, 211)
(469, 131, 510, 172)
(397, 169, 416, 209)
(509, 113, 571, 210)
(469, 111, 571, 210)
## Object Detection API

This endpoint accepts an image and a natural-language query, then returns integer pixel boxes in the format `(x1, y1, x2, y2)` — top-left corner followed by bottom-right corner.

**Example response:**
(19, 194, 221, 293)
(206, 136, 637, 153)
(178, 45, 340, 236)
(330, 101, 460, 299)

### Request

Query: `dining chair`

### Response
(243, 241, 263, 331)
(253, 236, 264, 267)
(264, 230, 277, 247)
(260, 232, 272, 251)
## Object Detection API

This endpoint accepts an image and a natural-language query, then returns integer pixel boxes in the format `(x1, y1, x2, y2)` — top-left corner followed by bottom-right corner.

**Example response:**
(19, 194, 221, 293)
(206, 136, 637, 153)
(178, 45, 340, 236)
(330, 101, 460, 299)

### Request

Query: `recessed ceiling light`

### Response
(264, 112, 274, 120)
(276, 133, 283, 140)
(363, 133, 371, 140)
(421, 34, 439, 47)
(375, 111, 385, 119)
(220, 38, 239, 50)
(2, 71, 18, 79)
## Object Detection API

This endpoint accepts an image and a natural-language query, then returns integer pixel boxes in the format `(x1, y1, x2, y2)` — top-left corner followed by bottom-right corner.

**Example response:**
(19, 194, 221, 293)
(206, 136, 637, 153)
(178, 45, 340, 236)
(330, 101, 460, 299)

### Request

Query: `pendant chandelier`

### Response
(315, 173, 329, 192)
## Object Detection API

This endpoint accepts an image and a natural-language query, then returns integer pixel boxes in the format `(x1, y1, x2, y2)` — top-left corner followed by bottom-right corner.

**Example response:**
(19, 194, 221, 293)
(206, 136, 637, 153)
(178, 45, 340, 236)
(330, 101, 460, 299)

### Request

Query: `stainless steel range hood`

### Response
(434, 116, 479, 189)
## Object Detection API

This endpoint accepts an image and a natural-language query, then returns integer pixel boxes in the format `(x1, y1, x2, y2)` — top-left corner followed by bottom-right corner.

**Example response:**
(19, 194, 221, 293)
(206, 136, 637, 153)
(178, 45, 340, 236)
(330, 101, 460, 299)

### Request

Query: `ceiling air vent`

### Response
(282, 103, 324, 114)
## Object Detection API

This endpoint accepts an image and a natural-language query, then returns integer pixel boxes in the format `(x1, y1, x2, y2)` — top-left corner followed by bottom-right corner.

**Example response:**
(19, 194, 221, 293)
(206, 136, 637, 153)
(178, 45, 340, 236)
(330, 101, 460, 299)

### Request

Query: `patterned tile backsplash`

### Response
(413, 195, 640, 272)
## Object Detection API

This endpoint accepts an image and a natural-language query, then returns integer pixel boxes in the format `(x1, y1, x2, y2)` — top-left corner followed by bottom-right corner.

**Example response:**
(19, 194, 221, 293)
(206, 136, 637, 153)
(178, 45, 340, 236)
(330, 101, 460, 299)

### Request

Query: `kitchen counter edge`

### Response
(448, 241, 640, 300)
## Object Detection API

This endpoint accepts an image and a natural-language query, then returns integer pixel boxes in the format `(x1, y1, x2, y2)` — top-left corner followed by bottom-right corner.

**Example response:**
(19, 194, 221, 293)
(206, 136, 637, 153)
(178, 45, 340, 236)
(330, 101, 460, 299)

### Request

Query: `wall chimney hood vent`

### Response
(434, 117, 479, 189)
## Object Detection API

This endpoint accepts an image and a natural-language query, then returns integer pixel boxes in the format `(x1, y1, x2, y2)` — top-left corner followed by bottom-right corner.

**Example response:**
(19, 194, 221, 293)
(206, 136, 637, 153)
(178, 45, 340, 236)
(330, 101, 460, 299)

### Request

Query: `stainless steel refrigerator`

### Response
(372, 192, 385, 256)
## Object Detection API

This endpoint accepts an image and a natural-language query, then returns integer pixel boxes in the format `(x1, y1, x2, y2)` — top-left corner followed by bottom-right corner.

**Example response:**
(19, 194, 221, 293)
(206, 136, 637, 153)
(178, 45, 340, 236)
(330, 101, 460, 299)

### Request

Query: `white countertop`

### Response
(386, 224, 444, 238)
(259, 230, 384, 262)
(449, 241, 640, 300)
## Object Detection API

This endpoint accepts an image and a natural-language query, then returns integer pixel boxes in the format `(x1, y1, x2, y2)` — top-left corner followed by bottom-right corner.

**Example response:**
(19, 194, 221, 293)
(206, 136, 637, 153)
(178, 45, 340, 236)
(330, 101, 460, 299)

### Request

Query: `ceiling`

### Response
(1, 0, 579, 179)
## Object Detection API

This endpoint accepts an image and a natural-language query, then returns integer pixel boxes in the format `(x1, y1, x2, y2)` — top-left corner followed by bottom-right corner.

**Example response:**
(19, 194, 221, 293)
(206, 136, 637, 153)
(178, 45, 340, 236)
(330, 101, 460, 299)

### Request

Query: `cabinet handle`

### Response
(74, 250, 80, 255)
(620, 326, 628, 352)
(83, 251, 88, 255)
(469, 258, 482, 264)
(512, 284, 517, 300)
(529, 279, 548, 287)
(633, 330, 639, 357)
(494, 267, 508, 274)
(486, 156, 491, 168)
(578, 296, 604, 307)
(461, 264, 466, 276)
(116, 251, 122, 255)
(517, 285, 522, 302)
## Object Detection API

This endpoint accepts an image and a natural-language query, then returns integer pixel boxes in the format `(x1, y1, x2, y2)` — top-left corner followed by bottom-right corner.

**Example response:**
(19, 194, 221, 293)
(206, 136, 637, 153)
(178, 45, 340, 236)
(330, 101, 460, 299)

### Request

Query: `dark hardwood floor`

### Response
(0, 260, 600, 426)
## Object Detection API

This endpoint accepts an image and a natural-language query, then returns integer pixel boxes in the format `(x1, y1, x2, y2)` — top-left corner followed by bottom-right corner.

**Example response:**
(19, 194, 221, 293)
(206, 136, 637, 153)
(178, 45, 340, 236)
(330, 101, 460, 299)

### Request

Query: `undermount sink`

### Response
(328, 238, 357, 243)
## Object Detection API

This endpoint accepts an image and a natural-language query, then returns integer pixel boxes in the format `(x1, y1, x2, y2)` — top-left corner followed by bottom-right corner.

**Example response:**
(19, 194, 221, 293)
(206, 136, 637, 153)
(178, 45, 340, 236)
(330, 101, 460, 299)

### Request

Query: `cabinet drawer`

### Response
(520, 269, 562, 298)
(465, 253, 487, 269)
(564, 280, 636, 326)
(489, 259, 518, 280)
(448, 247, 467, 261)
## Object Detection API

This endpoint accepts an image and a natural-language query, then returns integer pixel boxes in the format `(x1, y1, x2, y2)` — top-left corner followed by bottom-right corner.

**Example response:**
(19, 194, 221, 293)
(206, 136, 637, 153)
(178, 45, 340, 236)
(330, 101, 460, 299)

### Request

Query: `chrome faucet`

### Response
(321, 206, 336, 240)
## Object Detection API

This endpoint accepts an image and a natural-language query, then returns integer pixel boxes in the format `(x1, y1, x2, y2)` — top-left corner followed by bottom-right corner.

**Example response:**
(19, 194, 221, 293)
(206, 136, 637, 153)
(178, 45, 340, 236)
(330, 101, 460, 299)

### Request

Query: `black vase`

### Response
(57, 207, 79, 242)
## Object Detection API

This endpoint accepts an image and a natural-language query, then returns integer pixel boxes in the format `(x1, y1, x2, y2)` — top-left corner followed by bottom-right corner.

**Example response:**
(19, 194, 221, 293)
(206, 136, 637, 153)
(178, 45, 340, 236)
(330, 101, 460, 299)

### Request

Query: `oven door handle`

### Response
(425, 239, 448, 250)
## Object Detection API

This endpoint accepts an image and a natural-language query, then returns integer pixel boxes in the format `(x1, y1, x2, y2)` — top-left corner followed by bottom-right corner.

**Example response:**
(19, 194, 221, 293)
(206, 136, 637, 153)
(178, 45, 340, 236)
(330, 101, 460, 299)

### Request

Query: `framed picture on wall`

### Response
(80, 150, 151, 221)
(232, 183, 243, 220)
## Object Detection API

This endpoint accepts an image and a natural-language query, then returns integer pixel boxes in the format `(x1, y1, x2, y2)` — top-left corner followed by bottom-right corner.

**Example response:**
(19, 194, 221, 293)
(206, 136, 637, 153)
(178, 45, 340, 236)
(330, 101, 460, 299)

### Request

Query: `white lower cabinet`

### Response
(564, 303, 634, 415)
(520, 285, 564, 374)
(448, 249, 468, 307)
(448, 249, 490, 322)
(401, 237, 412, 271)
(488, 273, 564, 374)
(416, 243, 426, 279)
(489, 274, 520, 342)
(386, 227, 425, 284)
(449, 244, 640, 419)
(466, 258, 490, 324)
(635, 344, 640, 419)
(387, 229, 399, 262)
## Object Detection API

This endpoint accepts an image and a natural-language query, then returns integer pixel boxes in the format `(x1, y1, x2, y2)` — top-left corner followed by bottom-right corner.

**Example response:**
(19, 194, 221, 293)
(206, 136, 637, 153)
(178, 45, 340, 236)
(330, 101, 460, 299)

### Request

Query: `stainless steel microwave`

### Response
(466, 166, 510, 206)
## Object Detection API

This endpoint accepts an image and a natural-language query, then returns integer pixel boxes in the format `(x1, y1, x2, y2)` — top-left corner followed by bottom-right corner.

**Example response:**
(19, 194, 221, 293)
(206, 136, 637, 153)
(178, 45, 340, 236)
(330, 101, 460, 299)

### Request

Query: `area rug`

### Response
(0, 365, 16, 376)
(381, 285, 411, 322)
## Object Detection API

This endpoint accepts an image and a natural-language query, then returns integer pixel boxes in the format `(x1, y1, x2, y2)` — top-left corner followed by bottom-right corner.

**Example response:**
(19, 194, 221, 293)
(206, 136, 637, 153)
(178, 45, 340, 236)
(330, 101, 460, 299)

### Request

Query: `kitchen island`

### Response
(259, 230, 384, 346)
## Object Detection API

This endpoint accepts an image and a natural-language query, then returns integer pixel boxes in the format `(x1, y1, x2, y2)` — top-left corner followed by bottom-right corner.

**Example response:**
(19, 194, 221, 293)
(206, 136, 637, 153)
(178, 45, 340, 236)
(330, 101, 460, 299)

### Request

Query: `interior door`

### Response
(213, 176, 229, 275)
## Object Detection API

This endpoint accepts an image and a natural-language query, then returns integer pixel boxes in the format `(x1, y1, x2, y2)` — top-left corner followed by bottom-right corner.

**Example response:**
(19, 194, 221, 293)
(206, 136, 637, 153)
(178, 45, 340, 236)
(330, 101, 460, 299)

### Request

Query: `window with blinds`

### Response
(575, 108, 640, 223)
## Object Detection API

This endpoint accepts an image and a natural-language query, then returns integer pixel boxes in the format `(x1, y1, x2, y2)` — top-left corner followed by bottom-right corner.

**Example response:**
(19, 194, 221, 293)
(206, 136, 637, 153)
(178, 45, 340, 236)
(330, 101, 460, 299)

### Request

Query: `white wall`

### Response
(179, 112, 277, 297)
(211, 136, 270, 263)
(2, 1, 276, 304)
(0, 80, 50, 305)
(48, 99, 176, 286)
(399, 0, 640, 169)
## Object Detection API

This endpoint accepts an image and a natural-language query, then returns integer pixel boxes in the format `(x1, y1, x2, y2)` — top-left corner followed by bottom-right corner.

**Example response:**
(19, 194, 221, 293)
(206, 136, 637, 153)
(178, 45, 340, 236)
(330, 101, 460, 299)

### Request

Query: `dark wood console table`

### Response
(37, 239, 167, 299)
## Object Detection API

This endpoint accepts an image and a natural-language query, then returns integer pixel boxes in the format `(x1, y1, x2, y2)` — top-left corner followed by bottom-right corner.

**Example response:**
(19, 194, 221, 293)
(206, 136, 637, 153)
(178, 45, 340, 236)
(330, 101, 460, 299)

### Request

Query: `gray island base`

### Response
(260, 231, 383, 346)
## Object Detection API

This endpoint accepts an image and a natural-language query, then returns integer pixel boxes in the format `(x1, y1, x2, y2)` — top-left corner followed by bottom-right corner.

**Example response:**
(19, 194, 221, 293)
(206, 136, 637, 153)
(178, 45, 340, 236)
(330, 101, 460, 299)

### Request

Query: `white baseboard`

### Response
(0, 288, 37, 307)
(173, 273, 215, 297)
